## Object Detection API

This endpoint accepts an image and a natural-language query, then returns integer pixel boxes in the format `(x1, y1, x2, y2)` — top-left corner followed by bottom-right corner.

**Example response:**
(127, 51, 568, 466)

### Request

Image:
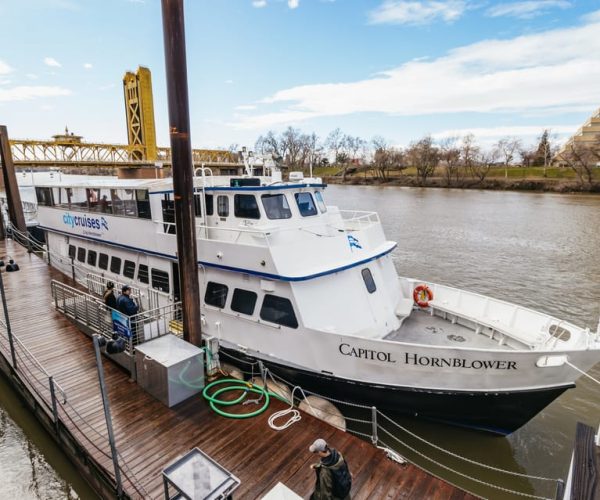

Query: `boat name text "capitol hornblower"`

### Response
(338, 344, 517, 370)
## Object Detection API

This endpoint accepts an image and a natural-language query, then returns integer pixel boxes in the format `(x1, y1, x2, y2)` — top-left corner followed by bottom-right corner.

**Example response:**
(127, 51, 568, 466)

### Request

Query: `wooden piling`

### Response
(160, 0, 202, 346)
(0, 126, 27, 233)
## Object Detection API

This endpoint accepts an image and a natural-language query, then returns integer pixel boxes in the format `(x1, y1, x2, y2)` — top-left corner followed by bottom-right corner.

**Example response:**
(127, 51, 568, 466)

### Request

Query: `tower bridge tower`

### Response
(123, 66, 157, 161)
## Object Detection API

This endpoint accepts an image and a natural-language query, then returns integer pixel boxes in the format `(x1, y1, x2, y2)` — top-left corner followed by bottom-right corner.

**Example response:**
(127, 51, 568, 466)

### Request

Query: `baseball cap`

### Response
(121, 285, 131, 292)
(309, 438, 328, 453)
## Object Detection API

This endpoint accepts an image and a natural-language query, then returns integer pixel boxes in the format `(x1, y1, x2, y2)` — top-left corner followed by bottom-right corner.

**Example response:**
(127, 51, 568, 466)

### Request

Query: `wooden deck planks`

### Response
(0, 239, 479, 499)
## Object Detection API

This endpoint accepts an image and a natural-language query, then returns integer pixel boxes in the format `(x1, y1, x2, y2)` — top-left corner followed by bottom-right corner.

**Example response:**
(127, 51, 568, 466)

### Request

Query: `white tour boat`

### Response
(22, 161, 600, 435)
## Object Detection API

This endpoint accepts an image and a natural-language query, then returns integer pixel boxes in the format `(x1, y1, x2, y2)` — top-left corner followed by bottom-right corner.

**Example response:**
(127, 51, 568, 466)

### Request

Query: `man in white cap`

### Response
(308, 438, 352, 500)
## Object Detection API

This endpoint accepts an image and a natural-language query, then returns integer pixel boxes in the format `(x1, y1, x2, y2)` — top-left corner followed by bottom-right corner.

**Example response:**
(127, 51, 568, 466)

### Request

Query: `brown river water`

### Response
(0, 185, 598, 499)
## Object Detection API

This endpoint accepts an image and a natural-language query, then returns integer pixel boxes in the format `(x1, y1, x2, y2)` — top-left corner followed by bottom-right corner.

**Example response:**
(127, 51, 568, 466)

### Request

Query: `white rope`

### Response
(267, 385, 312, 431)
(566, 360, 600, 386)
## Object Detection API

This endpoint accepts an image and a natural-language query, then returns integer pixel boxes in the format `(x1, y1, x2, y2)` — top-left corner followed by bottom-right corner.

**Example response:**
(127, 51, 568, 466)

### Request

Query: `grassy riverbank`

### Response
(316, 166, 600, 193)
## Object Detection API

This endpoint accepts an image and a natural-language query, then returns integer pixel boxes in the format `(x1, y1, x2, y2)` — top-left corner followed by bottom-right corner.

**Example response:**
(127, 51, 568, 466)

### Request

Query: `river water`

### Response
(0, 186, 598, 499)
(325, 185, 600, 499)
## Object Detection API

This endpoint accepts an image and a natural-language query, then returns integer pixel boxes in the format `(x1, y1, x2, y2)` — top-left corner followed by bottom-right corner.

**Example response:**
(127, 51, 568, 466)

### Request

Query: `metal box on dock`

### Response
(162, 447, 240, 499)
(135, 334, 204, 407)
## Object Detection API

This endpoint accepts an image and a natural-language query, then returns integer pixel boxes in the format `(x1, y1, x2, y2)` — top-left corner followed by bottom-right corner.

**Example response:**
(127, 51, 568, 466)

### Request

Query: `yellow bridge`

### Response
(10, 66, 241, 172)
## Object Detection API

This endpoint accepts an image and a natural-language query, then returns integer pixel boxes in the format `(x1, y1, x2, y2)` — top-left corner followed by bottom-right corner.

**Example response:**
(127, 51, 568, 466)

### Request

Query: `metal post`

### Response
(0, 270, 17, 369)
(371, 407, 378, 446)
(554, 479, 564, 500)
(161, 0, 202, 346)
(70, 257, 75, 282)
(49, 375, 59, 436)
(93, 335, 123, 498)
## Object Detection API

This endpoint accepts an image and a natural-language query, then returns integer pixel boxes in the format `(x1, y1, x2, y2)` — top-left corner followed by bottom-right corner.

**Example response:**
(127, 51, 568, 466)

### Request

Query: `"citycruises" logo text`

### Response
(62, 213, 109, 231)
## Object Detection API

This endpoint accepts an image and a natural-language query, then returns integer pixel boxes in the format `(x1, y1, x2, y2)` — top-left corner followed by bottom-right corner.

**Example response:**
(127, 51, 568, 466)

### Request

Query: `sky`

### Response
(1, 0, 600, 151)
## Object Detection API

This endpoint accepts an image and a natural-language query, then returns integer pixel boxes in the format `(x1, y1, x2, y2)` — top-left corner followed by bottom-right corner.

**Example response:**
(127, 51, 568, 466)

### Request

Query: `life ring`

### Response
(413, 285, 433, 308)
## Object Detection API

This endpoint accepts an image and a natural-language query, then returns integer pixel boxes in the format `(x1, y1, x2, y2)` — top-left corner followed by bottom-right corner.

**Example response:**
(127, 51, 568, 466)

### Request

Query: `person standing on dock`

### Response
(117, 285, 138, 316)
(103, 281, 116, 309)
(309, 438, 352, 500)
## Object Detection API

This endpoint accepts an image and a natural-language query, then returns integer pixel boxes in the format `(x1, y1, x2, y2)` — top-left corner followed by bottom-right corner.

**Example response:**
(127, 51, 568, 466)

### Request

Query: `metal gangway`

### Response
(50, 279, 182, 377)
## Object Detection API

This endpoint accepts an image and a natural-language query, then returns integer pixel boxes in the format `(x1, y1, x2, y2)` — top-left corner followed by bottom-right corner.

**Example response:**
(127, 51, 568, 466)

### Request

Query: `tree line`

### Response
(239, 127, 590, 186)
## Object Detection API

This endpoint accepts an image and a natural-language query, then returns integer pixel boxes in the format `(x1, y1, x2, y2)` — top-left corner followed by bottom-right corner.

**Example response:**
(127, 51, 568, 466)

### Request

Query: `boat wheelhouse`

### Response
(27, 168, 600, 434)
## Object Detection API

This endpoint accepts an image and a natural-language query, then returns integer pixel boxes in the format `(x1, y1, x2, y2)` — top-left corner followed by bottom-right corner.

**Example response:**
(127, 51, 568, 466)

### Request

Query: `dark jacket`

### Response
(310, 449, 351, 500)
(103, 289, 117, 309)
(116, 294, 138, 316)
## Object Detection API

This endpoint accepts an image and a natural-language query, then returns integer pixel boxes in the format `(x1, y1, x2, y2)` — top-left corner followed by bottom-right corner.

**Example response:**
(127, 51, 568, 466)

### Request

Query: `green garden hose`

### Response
(202, 378, 289, 419)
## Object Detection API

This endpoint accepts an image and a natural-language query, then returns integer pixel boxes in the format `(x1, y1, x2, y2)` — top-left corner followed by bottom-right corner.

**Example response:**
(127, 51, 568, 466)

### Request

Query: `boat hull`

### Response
(222, 348, 574, 435)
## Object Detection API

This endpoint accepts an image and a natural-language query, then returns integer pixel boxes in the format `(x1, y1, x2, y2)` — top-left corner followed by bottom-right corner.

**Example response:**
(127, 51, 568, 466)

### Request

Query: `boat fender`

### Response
(413, 284, 433, 308)
(299, 396, 346, 432)
(219, 362, 244, 380)
(250, 377, 292, 404)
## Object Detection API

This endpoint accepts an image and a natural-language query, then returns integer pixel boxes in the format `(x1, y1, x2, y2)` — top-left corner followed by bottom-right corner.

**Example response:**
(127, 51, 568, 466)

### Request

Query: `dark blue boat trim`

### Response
(39, 226, 396, 282)
(150, 183, 327, 195)
(222, 347, 575, 435)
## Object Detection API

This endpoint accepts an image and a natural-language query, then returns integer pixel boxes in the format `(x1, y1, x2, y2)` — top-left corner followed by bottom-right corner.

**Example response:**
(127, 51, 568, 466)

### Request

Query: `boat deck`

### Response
(0, 238, 478, 499)
(385, 309, 512, 350)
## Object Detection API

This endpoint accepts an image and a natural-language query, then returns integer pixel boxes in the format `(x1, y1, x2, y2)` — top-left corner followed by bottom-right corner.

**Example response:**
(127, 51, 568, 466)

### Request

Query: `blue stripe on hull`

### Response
(39, 225, 396, 282)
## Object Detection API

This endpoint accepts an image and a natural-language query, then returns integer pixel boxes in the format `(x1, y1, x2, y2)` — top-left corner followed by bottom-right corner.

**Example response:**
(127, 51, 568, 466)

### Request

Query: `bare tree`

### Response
(556, 136, 600, 187)
(470, 149, 499, 183)
(438, 137, 461, 186)
(519, 146, 536, 168)
(406, 135, 439, 185)
(325, 128, 344, 167)
(495, 137, 522, 178)
(341, 135, 366, 181)
(255, 130, 282, 159)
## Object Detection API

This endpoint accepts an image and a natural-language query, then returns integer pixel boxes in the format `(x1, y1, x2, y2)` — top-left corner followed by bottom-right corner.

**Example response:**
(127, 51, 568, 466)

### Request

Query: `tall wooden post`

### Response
(0, 126, 26, 233)
(161, 0, 202, 346)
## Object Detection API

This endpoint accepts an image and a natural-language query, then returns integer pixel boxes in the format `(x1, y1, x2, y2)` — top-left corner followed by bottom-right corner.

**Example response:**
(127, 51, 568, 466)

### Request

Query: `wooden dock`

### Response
(0, 238, 478, 499)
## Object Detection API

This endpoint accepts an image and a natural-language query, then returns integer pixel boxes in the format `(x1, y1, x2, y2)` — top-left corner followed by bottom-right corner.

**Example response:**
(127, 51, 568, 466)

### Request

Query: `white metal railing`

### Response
(51, 280, 182, 358)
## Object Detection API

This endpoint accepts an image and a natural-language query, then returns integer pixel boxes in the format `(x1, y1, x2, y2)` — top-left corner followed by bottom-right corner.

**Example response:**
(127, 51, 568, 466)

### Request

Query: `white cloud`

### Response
(26, 73, 39, 80)
(43, 57, 62, 68)
(252, 0, 267, 7)
(0, 60, 12, 75)
(368, 0, 467, 25)
(225, 79, 234, 84)
(288, 0, 299, 8)
(233, 14, 600, 129)
(0, 86, 71, 102)
(83, 63, 93, 70)
(235, 104, 257, 111)
(487, 1, 571, 19)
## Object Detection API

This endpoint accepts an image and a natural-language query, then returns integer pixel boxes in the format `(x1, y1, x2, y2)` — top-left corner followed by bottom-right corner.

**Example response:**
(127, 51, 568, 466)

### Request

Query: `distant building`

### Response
(555, 108, 600, 165)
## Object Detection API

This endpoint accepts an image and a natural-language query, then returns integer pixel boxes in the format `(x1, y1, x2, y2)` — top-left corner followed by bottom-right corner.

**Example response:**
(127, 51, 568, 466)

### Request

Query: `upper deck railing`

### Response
(156, 209, 382, 248)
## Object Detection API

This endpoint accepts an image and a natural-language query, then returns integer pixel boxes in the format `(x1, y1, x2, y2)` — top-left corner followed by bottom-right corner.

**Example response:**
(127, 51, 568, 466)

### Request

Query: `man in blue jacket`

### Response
(117, 285, 138, 316)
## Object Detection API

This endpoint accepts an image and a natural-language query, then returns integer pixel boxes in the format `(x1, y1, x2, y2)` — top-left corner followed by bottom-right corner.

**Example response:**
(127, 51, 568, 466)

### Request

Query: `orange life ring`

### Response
(413, 284, 433, 308)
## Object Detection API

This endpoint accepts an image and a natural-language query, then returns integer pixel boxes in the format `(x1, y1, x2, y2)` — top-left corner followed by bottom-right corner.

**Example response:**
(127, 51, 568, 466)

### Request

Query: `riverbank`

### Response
(322, 174, 600, 193)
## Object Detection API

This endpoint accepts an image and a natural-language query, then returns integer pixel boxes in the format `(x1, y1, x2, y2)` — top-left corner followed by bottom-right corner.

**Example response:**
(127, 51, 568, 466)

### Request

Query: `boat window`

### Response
(110, 256, 122, 275)
(234, 194, 261, 219)
(151, 268, 170, 293)
(231, 288, 258, 316)
(77, 247, 86, 263)
(35, 187, 54, 207)
(137, 264, 149, 284)
(68, 245, 76, 260)
(205, 282, 228, 308)
(260, 295, 298, 328)
(88, 188, 111, 214)
(361, 268, 376, 294)
(87, 250, 97, 267)
(98, 253, 109, 270)
(294, 192, 318, 217)
(136, 190, 151, 219)
(162, 194, 176, 234)
(193, 193, 214, 217)
(112, 189, 137, 217)
(217, 195, 229, 217)
(123, 260, 136, 279)
(261, 194, 292, 220)
(314, 191, 327, 213)
(205, 194, 214, 216)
